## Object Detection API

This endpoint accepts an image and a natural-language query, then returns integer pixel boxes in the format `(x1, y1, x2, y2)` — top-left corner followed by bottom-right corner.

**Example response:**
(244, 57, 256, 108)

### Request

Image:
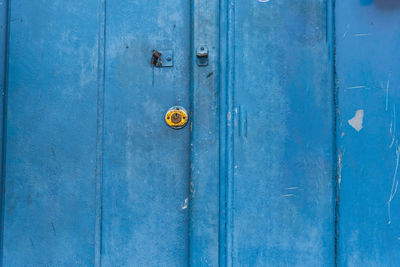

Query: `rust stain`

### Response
(151, 50, 162, 67)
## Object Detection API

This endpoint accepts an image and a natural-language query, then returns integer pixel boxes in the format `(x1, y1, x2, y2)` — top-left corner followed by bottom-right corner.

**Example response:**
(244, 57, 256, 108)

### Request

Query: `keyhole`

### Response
(171, 112, 182, 124)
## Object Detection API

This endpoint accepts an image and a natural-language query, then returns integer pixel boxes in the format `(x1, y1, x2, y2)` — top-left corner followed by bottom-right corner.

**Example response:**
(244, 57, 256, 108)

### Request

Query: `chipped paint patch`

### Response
(338, 151, 343, 189)
(348, 110, 364, 132)
(181, 198, 189, 210)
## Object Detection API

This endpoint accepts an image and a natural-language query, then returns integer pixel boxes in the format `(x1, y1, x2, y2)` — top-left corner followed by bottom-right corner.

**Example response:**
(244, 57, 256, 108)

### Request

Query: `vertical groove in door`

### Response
(0, 0, 9, 265)
(328, 0, 339, 266)
(95, 0, 106, 266)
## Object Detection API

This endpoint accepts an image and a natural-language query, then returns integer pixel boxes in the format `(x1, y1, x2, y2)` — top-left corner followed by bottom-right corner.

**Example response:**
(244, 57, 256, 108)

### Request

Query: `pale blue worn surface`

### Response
(336, 0, 400, 266)
(0, 0, 399, 266)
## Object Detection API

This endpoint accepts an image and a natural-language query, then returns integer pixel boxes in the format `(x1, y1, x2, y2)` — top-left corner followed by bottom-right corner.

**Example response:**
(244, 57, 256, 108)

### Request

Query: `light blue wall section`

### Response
(336, 1, 400, 265)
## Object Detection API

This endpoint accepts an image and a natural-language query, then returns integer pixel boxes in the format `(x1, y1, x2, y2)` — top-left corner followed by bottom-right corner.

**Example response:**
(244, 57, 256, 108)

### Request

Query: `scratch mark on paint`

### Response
(385, 78, 390, 111)
(286, 187, 300, 190)
(353, 33, 370, 37)
(388, 143, 400, 224)
(51, 222, 56, 236)
(390, 104, 396, 148)
(258, 0, 271, 2)
(181, 198, 189, 210)
(346, 86, 366, 89)
(343, 24, 350, 38)
(348, 109, 364, 132)
(227, 112, 231, 121)
(282, 194, 295, 197)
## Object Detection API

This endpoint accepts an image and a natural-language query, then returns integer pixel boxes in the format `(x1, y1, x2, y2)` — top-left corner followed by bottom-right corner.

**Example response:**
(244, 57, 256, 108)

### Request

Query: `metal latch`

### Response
(196, 45, 209, 66)
(151, 50, 173, 67)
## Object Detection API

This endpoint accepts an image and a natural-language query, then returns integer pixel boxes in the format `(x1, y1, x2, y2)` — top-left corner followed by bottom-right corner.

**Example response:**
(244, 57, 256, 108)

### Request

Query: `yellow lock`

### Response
(165, 106, 188, 129)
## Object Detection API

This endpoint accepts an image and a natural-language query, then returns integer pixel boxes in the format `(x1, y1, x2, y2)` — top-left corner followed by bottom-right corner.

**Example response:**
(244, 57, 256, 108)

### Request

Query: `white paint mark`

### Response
(343, 24, 350, 39)
(354, 33, 370, 37)
(390, 104, 396, 148)
(346, 86, 366, 89)
(282, 194, 295, 197)
(388, 143, 400, 224)
(386, 79, 390, 111)
(227, 112, 231, 121)
(348, 110, 364, 132)
(338, 151, 343, 189)
(181, 198, 189, 210)
(286, 187, 300, 190)
(258, 0, 271, 2)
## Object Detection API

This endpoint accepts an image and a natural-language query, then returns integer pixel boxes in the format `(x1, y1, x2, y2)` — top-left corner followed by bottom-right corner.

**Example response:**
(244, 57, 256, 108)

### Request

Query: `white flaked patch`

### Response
(348, 109, 364, 132)
(181, 198, 189, 210)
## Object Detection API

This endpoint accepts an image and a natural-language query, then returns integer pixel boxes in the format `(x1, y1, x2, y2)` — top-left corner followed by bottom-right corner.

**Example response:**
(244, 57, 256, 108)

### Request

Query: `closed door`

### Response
(0, 0, 399, 266)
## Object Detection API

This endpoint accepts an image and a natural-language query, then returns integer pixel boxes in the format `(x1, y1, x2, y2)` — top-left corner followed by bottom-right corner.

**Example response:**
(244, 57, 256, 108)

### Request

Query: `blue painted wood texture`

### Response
(0, 0, 399, 266)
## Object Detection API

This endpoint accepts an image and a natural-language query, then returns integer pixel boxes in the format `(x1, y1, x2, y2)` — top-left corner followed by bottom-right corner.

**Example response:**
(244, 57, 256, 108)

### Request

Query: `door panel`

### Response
(1, 0, 400, 266)
(3, 1, 99, 265)
(226, 0, 335, 265)
(336, 1, 400, 265)
(101, 1, 190, 266)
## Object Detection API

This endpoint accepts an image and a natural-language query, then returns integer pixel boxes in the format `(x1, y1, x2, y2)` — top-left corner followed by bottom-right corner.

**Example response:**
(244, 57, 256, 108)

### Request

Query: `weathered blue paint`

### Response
(3, 1, 100, 265)
(0, 0, 399, 266)
(222, 0, 336, 265)
(336, 1, 400, 265)
(101, 0, 191, 265)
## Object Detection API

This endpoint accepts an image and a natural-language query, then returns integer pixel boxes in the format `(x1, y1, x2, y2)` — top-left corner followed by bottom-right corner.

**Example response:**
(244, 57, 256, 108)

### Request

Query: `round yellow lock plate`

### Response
(165, 106, 188, 129)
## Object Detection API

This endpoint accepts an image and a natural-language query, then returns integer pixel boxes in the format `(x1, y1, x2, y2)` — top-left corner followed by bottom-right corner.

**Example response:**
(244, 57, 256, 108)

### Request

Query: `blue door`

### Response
(0, 0, 399, 266)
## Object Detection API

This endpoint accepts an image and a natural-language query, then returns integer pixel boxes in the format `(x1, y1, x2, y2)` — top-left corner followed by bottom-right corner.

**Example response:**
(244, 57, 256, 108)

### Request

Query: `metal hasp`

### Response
(165, 106, 189, 129)
(151, 49, 173, 67)
(196, 45, 209, 66)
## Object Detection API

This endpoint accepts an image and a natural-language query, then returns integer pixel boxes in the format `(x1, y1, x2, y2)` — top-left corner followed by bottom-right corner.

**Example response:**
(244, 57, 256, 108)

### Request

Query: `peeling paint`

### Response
(348, 110, 364, 132)
(338, 151, 343, 189)
(181, 198, 189, 210)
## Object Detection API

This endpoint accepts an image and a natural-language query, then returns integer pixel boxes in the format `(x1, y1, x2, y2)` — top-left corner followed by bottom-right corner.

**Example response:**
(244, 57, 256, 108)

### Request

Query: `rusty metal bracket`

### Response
(151, 50, 173, 67)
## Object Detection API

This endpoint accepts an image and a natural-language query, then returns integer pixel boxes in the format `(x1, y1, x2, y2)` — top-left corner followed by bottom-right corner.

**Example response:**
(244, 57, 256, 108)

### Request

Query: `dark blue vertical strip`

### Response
(95, 0, 106, 266)
(328, 0, 338, 266)
(0, 0, 8, 265)
(189, 0, 194, 265)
